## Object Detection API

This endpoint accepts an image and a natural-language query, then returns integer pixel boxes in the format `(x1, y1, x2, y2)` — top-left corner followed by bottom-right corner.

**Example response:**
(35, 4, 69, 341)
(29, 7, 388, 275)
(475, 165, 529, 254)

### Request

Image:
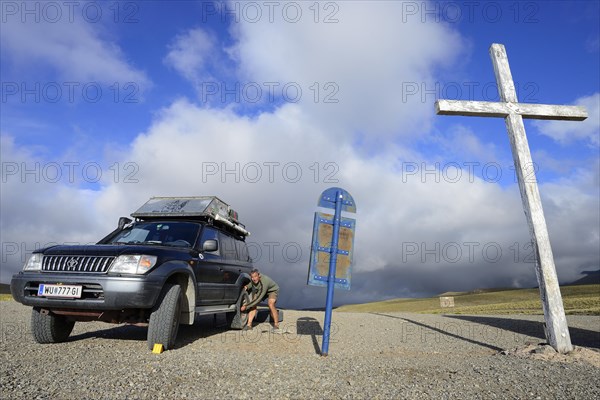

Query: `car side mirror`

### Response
(118, 217, 132, 229)
(202, 239, 218, 252)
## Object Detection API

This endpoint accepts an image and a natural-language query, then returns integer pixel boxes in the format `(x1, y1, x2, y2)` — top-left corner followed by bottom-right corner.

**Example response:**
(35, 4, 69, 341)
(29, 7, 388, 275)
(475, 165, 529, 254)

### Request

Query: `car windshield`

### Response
(108, 221, 200, 248)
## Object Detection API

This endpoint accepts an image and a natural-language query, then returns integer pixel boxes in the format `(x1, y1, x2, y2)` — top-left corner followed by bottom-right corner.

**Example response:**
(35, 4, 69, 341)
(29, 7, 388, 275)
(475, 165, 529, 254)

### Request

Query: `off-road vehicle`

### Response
(11, 196, 275, 350)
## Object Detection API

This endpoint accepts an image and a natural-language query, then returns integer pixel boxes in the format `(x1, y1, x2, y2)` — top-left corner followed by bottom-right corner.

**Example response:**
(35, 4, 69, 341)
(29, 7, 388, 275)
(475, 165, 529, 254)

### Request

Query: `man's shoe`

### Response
(271, 327, 282, 334)
(242, 325, 253, 331)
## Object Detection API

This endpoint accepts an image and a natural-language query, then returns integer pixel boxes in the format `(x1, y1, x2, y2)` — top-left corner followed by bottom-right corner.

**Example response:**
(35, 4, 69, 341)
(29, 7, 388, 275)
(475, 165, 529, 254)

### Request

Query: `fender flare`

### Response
(157, 261, 197, 325)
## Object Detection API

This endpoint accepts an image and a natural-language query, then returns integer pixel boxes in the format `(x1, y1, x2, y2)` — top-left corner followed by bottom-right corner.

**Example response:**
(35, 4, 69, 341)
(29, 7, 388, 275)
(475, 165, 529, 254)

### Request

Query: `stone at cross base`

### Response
(435, 43, 588, 354)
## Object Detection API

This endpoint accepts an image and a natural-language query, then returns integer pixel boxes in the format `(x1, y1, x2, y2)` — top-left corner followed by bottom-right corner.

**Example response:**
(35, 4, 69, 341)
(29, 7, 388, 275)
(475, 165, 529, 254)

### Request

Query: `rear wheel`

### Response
(31, 307, 75, 344)
(226, 290, 250, 329)
(147, 284, 182, 351)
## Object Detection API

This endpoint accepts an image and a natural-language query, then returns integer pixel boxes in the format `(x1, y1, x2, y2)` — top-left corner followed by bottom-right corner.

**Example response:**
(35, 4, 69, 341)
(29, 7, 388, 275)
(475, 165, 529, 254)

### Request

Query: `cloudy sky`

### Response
(1, 1, 598, 309)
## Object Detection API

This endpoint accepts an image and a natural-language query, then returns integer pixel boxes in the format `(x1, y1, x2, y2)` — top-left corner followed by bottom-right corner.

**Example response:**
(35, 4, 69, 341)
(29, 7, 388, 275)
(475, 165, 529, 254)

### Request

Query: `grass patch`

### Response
(336, 284, 600, 315)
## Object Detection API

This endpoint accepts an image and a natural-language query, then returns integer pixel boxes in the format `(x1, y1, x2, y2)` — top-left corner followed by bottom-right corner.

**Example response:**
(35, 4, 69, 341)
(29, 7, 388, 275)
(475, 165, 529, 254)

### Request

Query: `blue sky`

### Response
(1, 1, 599, 309)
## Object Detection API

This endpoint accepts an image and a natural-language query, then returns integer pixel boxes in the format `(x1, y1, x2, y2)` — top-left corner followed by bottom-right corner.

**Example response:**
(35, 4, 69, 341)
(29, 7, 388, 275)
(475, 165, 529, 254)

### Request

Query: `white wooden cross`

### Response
(435, 43, 588, 354)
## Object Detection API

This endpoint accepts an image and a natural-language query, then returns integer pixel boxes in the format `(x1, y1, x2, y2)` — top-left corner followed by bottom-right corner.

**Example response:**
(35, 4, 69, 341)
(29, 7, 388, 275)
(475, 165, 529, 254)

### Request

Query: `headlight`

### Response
(23, 253, 43, 271)
(109, 255, 157, 275)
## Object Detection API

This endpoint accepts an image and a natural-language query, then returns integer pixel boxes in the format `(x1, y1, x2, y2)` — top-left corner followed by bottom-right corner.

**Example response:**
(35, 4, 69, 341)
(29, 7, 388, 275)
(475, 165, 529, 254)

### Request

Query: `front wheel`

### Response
(31, 307, 75, 344)
(147, 283, 182, 351)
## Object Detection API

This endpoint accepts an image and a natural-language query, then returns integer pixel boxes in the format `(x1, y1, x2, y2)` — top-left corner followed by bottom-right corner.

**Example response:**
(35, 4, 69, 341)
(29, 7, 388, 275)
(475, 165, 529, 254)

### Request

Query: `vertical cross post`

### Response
(435, 44, 588, 353)
(491, 45, 572, 353)
(321, 189, 343, 356)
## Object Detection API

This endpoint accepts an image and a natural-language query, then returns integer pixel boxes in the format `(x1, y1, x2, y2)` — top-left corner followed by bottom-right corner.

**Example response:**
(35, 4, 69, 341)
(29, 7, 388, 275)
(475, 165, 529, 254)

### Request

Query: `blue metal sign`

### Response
(317, 187, 356, 213)
(307, 187, 356, 356)
(307, 212, 356, 290)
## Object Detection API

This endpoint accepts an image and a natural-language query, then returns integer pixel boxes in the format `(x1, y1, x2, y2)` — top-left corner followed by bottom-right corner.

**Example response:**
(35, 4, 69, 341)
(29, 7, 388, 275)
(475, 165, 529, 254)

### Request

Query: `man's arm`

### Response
(245, 282, 267, 309)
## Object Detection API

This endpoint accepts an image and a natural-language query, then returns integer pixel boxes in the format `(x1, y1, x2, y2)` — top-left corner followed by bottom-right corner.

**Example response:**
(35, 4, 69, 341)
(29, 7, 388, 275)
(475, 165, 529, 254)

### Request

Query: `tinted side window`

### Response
(219, 232, 238, 261)
(236, 240, 250, 262)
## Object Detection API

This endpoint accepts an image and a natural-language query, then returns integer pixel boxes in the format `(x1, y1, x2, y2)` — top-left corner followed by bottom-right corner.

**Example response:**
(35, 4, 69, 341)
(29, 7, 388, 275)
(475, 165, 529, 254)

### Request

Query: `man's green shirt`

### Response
(246, 274, 279, 308)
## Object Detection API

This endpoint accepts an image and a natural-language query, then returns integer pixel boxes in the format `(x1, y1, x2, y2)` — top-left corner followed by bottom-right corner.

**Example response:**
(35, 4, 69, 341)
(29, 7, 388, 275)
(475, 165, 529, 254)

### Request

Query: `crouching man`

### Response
(241, 268, 280, 333)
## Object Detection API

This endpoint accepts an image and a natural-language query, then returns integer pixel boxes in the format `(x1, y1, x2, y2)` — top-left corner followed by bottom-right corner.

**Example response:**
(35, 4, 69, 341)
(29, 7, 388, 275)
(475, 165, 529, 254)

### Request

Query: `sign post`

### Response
(307, 187, 356, 356)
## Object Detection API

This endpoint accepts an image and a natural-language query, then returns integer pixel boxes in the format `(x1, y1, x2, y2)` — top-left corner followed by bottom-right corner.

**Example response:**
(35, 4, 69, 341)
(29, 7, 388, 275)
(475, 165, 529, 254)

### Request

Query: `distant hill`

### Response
(434, 271, 600, 300)
(336, 284, 600, 315)
(438, 287, 513, 297)
(569, 270, 600, 286)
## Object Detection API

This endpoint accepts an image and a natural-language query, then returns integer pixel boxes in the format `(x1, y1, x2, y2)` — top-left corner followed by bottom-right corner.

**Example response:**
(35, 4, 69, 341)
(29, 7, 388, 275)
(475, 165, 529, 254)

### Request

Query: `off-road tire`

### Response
(147, 283, 182, 351)
(226, 290, 250, 329)
(31, 307, 75, 344)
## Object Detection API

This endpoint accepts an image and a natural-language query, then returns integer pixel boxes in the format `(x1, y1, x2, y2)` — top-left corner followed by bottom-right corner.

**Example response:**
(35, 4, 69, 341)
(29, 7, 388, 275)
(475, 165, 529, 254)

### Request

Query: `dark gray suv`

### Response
(11, 196, 257, 350)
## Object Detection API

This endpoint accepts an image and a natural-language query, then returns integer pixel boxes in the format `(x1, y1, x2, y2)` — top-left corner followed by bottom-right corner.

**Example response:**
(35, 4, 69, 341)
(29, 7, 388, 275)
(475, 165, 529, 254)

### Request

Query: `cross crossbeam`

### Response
(436, 100, 587, 121)
(435, 43, 588, 354)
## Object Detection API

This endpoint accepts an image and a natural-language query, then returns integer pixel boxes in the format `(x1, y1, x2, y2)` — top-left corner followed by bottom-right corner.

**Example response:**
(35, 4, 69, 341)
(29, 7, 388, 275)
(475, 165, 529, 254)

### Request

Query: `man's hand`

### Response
(240, 305, 246, 312)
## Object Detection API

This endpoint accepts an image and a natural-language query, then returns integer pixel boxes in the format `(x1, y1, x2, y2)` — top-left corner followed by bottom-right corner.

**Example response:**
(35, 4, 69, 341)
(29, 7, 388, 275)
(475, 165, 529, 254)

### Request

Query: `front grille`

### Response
(42, 255, 115, 273)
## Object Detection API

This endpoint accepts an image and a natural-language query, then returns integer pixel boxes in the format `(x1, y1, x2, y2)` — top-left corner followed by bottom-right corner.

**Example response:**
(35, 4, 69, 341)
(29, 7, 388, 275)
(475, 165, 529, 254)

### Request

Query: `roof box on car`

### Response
(131, 196, 250, 236)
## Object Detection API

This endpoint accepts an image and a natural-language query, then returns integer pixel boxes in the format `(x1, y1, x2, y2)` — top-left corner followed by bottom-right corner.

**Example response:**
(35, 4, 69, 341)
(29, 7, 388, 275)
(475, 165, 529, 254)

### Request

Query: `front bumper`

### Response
(10, 272, 164, 310)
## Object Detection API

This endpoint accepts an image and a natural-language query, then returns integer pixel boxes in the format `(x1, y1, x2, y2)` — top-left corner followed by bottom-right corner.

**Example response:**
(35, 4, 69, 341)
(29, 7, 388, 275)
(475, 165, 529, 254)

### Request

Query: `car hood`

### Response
(38, 244, 195, 258)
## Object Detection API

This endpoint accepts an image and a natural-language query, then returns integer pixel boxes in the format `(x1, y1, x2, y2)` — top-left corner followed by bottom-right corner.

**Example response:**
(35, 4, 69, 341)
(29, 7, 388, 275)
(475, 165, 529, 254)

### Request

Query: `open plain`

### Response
(1, 300, 599, 399)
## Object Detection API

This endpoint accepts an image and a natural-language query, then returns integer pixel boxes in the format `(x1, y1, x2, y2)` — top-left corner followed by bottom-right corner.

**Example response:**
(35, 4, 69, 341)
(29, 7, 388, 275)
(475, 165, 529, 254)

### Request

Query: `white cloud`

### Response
(431, 124, 504, 164)
(3, 100, 598, 308)
(534, 93, 600, 146)
(228, 0, 465, 141)
(164, 28, 218, 83)
(161, 2, 466, 139)
(0, 135, 108, 283)
(1, 14, 150, 89)
(91, 100, 598, 307)
(540, 164, 600, 281)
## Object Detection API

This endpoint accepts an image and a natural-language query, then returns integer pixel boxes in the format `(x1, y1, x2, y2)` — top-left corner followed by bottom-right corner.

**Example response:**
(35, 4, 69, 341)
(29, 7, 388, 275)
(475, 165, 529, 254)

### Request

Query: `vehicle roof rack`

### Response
(131, 196, 250, 237)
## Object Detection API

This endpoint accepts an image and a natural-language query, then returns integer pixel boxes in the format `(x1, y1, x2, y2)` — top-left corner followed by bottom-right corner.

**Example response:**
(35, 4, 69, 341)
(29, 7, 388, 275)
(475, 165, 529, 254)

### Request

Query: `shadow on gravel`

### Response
(68, 314, 239, 348)
(447, 315, 600, 349)
(175, 314, 234, 349)
(69, 310, 284, 349)
(371, 313, 503, 352)
(296, 317, 323, 355)
(69, 324, 148, 342)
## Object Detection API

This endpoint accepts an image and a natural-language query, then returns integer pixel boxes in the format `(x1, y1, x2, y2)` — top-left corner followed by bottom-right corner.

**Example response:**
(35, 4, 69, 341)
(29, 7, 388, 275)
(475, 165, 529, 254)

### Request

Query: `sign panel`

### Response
(307, 213, 356, 290)
(318, 187, 356, 213)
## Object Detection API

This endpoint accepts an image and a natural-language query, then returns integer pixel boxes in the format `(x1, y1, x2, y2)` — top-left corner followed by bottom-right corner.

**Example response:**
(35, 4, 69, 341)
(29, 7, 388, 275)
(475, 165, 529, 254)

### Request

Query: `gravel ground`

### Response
(1, 300, 599, 399)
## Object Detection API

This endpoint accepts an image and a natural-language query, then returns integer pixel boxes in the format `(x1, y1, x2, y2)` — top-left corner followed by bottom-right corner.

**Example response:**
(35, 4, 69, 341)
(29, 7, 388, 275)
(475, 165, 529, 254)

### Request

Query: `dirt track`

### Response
(1, 300, 599, 399)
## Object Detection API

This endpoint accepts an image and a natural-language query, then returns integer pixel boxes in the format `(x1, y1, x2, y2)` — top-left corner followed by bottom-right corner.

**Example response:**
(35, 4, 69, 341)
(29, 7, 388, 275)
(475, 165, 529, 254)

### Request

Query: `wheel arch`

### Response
(165, 272, 195, 325)
(237, 271, 251, 287)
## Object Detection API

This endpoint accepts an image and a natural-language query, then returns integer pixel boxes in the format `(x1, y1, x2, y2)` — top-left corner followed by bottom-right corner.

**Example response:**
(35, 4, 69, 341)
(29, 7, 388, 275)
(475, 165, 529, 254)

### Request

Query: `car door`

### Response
(194, 226, 225, 305)
(219, 232, 246, 304)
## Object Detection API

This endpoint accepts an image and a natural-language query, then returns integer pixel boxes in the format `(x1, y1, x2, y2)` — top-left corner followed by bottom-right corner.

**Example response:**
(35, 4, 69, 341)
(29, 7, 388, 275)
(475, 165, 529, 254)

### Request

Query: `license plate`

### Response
(38, 284, 82, 298)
